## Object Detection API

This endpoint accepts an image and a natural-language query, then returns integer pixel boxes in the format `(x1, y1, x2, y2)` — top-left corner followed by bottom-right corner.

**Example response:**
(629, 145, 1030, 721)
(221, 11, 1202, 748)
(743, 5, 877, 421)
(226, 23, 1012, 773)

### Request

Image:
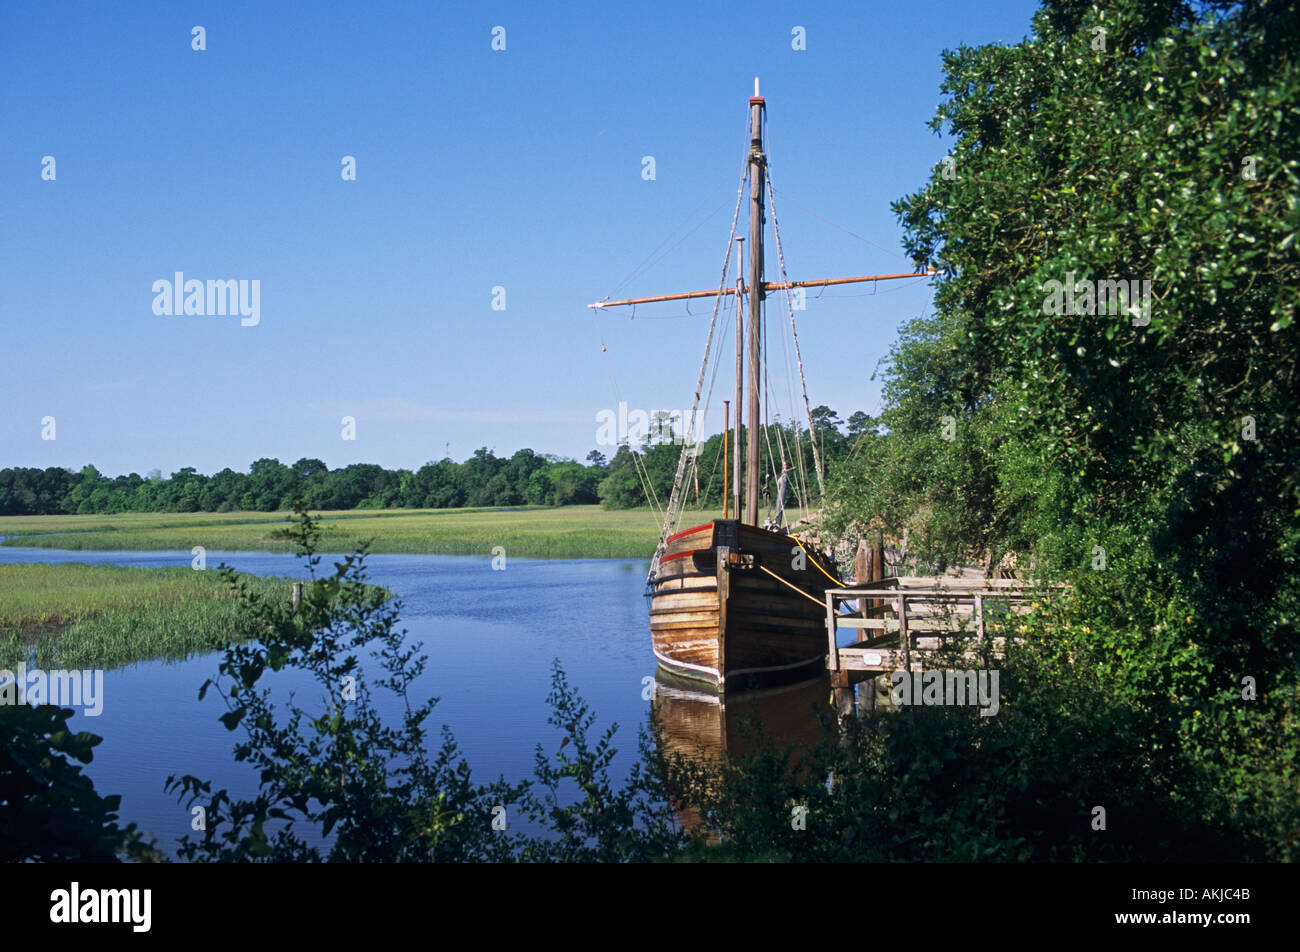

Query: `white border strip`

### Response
(652, 647, 826, 682)
(652, 646, 719, 678)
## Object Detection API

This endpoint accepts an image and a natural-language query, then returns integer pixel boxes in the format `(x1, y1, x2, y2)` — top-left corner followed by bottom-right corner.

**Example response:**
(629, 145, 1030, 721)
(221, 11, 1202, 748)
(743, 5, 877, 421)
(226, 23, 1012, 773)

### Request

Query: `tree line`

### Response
(0, 404, 862, 516)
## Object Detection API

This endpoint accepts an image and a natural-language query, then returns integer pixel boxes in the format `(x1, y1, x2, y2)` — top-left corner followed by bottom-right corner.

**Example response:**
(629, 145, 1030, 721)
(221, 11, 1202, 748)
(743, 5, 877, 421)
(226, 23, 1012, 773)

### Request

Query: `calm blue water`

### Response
(0, 546, 660, 855)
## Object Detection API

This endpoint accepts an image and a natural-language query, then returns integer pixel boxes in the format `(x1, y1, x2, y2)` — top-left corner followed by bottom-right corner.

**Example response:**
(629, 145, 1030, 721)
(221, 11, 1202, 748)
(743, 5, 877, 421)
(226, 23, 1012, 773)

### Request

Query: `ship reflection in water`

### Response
(650, 671, 839, 832)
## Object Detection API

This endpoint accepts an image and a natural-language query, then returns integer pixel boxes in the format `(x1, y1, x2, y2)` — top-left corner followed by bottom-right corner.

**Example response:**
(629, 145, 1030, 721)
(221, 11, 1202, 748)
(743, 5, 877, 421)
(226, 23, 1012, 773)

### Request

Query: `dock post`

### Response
(825, 592, 839, 672)
(856, 677, 877, 715)
(897, 590, 910, 671)
(831, 669, 854, 716)
(291, 582, 302, 610)
(854, 538, 869, 641)
(867, 535, 885, 625)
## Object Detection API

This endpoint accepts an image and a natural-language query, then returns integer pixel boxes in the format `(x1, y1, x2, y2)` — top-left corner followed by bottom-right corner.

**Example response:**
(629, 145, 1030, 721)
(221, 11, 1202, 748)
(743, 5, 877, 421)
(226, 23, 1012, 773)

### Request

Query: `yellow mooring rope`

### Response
(791, 536, 843, 588)
(757, 564, 827, 608)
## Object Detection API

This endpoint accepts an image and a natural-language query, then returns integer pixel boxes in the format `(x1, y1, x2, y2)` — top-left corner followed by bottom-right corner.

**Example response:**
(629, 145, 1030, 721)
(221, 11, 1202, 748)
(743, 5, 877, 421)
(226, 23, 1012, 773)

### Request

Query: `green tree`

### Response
(246, 458, 294, 511)
(829, 0, 1299, 856)
(544, 460, 600, 506)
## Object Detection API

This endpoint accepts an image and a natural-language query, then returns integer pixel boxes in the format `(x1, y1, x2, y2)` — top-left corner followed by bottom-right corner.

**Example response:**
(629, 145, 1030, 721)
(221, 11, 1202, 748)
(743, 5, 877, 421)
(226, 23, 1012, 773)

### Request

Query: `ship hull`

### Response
(648, 520, 839, 693)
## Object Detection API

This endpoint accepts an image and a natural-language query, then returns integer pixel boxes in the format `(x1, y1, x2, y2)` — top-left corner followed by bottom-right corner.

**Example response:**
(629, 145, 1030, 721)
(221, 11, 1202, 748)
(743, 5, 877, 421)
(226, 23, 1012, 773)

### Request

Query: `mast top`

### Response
(750, 76, 764, 106)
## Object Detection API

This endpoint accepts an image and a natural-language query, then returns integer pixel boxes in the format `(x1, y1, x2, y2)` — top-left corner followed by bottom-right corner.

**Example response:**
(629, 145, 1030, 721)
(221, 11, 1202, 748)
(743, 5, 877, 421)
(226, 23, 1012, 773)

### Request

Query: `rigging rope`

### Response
(637, 448, 665, 522)
(594, 315, 666, 537)
(760, 300, 787, 521)
(768, 188, 911, 263)
(653, 150, 751, 572)
(685, 290, 736, 514)
(766, 166, 826, 501)
(611, 194, 729, 298)
(790, 416, 811, 518)
(771, 251, 810, 521)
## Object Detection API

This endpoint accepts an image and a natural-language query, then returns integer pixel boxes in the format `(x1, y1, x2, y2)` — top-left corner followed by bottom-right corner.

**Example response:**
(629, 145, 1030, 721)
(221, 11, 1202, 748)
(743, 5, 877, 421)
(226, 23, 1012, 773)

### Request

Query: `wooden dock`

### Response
(822, 577, 1060, 711)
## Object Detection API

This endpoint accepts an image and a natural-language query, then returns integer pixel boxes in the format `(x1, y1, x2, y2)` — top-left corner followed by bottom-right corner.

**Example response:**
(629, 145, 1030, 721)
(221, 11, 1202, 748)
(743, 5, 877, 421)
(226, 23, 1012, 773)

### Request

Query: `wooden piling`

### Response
(867, 535, 885, 624)
(854, 537, 868, 641)
(897, 590, 910, 671)
(857, 677, 877, 714)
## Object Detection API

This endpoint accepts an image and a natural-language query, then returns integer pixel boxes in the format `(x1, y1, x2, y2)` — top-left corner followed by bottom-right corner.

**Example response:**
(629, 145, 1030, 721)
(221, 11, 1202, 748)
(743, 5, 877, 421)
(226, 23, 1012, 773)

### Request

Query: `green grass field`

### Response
(0, 505, 716, 558)
(0, 562, 297, 670)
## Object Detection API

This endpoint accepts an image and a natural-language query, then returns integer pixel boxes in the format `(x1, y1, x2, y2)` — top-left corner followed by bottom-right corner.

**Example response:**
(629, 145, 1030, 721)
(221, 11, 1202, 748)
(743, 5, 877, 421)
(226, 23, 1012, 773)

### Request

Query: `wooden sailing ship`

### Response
(591, 80, 932, 693)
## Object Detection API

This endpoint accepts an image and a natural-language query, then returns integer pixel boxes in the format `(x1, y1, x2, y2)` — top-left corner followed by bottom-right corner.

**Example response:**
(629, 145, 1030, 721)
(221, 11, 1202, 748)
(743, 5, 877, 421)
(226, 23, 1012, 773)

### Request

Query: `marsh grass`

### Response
(0, 563, 294, 670)
(0, 506, 716, 558)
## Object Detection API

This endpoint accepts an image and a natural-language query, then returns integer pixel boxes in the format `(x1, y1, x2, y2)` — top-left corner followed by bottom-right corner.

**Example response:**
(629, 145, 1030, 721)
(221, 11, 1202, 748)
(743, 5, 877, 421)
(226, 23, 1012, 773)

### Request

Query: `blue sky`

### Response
(1, 0, 1041, 477)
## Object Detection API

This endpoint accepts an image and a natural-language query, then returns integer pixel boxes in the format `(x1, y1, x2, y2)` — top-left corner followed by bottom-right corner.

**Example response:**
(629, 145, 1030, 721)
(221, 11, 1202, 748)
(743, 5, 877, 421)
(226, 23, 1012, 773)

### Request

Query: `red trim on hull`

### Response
(658, 550, 697, 563)
(664, 523, 713, 545)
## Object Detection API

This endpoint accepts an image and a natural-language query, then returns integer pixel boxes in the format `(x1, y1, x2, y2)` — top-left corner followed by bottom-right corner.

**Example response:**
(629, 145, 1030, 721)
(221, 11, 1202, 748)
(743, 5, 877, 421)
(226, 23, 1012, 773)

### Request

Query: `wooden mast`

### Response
(586, 80, 940, 536)
(733, 245, 744, 524)
(746, 78, 765, 526)
(722, 400, 730, 518)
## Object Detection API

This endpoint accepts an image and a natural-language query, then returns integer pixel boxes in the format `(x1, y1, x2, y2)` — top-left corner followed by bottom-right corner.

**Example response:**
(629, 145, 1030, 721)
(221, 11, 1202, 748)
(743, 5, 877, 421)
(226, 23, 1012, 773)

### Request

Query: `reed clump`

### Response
(0, 563, 294, 670)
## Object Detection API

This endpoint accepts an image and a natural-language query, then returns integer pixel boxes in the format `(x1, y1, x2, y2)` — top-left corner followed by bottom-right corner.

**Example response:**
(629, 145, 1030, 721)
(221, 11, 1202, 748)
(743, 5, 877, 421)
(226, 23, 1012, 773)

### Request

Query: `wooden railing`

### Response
(824, 577, 1058, 674)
